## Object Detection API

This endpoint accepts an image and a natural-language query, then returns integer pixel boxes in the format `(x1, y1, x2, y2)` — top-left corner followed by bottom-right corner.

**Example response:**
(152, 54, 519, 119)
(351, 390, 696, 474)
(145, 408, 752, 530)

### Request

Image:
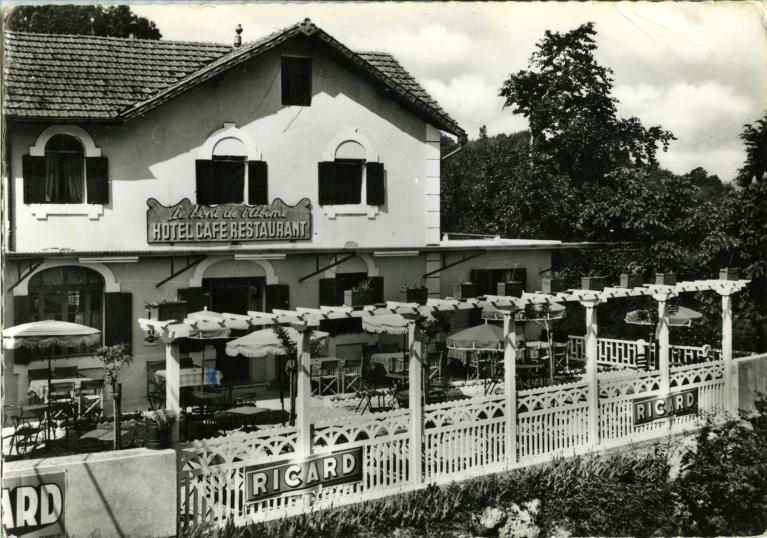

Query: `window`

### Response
(22, 133, 109, 205)
(281, 56, 312, 106)
(317, 140, 385, 207)
(44, 135, 84, 203)
(334, 159, 364, 204)
(27, 266, 104, 355)
(195, 137, 268, 206)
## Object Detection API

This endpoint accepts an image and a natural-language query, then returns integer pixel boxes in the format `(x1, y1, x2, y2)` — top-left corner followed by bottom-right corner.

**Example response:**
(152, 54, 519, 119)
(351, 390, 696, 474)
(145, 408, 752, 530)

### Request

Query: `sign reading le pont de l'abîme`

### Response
(147, 198, 312, 243)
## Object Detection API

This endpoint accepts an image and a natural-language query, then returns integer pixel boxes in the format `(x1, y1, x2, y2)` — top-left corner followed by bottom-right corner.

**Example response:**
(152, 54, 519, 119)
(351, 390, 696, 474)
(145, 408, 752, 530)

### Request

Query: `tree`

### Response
(499, 23, 674, 184)
(736, 113, 767, 187)
(6, 5, 162, 39)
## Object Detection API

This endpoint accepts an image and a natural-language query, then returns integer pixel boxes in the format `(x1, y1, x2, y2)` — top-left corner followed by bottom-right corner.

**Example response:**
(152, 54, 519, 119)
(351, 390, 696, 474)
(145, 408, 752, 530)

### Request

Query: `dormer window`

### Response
(281, 56, 312, 106)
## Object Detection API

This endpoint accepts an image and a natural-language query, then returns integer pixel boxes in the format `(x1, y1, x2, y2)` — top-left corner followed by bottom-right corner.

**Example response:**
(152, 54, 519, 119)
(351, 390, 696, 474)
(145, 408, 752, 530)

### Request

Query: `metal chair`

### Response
(3, 405, 44, 457)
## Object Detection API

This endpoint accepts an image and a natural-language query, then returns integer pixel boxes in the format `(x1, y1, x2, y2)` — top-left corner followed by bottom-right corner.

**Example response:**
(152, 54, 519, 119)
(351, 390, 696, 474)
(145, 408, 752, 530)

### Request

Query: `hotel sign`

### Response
(244, 447, 363, 503)
(146, 198, 312, 243)
(633, 388, 698, 425)
(2, 472, 65, 537)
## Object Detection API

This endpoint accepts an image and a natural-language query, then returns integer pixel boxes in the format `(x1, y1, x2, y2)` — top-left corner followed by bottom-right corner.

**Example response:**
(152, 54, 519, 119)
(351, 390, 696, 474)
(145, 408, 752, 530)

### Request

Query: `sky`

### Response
(131, 2, 767, 182)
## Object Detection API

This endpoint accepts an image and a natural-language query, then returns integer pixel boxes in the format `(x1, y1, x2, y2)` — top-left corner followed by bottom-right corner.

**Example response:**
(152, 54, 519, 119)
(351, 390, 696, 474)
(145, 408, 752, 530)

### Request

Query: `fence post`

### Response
(581, 299, 601, 447)
(408, 321, 424, 485)
(654, 294, 672, 396)
(503, 313, 517, 465)
(296, 328, 313, 457)
(720, 291, 735, 413)
(165, 341, 181, 445)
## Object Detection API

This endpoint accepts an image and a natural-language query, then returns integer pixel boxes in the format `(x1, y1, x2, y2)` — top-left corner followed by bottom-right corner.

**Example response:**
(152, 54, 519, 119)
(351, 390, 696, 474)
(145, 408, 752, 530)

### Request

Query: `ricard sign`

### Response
(147, 197, 312, 243)
(244, 447, 363, 503)
(633, 388, 698, 425)
(2, 473, 65, 538)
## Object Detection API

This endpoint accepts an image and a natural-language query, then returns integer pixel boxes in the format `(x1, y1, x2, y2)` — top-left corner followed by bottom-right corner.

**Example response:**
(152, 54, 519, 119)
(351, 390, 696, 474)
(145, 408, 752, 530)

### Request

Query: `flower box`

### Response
(580, 276, 605, 291)
(619, 273, 643, 288)
(452, 283, 476, 299)
(719, 268, 740, 281)
(655, 273, 677, 286)
(344, 288, 374, 307)
(401, 286, 429, 305)
(497, 281, 524, 297)
(541, 277, 565, 294)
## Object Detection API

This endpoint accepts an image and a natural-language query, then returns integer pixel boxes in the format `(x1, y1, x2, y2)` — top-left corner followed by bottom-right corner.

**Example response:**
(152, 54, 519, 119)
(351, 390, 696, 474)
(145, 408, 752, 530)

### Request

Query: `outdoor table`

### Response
(384, 372, 409, 382)
(155, 367, 223, 388)
(223, 405, 269, 429)
(369, 351, 406, 373)
(28, 377, 93, 402)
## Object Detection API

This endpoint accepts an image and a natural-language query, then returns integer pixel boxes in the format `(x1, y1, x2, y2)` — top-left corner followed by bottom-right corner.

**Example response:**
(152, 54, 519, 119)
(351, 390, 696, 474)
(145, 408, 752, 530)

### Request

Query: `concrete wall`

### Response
(737, 353, 767, 413)
(8, 39, 432, 253)
(2, 448, 177, 537)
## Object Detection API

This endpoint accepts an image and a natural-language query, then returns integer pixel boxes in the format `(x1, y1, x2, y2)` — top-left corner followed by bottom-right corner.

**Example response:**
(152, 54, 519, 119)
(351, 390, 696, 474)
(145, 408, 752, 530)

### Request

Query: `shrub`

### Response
(673, 399, 767, 536)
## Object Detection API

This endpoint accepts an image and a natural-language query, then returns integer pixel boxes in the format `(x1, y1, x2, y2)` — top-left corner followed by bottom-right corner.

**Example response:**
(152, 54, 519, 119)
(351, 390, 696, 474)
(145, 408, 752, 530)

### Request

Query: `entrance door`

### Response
(203, 277, 265, 383)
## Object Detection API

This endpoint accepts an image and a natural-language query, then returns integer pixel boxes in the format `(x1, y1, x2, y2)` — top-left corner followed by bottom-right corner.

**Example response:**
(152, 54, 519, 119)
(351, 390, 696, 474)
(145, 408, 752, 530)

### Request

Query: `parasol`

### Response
(624, 306, 703, 327)
(482, 302, 566, 322)
(2, 320, 102, 438)
(225, 327, 329, 358)
(362, 314, 411, 335)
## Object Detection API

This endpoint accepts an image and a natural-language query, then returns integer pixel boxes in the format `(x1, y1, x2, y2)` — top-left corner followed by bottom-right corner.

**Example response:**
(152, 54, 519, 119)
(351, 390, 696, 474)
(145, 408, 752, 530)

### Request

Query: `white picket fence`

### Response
(177, 357, 731, 531)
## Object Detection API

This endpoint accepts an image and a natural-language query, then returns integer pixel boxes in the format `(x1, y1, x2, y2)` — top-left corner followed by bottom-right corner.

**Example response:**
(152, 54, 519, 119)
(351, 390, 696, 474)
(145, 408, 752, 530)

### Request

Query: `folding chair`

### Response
(318, 362, 340, 396)
(78, 379, 104, 417)
(553, 343, 568, 372)
(48, 381, 76, 419)
(340, 359, 362, 393)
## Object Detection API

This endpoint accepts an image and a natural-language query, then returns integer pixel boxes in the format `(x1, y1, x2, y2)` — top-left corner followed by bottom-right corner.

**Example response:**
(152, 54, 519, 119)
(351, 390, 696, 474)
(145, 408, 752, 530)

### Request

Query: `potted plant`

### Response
(94, 343, 133, 450)
(620, 263, 644, 288)
(400, 281, 429, 305)
(344, 279, 375, 307)
(541, 270, 566, 294)
(655, 272, 677, 286)
(142, 409, 177, 450)
(452, 281, 477, 299)
(497, 281, 524, 297)
(719, 267, 740, 280)
(580, 274, 605, 291)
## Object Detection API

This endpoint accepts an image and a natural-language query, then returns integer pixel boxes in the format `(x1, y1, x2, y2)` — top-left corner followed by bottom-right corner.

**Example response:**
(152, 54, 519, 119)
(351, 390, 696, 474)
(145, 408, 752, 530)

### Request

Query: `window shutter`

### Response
(319, 278, 339, 307)
(195, 160, 215, 205)
(366, 162, 385, 205)
(177, 288, 208, 313)
(86, 157, 109, 204)
(248, 160, 269, 205)
(318, 162, 336, 205)
(22, 155, 46, 203)
(265, 284, 289, 313)
(104, 292, 132, 353)
(470, 269, 493, 295)
(369, 276, 384, 304)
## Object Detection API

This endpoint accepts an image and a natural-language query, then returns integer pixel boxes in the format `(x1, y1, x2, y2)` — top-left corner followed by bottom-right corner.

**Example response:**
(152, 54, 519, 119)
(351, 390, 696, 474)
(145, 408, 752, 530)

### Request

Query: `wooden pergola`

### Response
(138, 277, 749, 467)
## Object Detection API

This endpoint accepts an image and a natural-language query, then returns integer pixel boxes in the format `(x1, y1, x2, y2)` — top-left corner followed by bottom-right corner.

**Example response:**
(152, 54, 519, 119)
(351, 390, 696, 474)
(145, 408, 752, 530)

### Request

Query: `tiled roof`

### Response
(3, 31, 231, 120)
(3, 20, 465, 137)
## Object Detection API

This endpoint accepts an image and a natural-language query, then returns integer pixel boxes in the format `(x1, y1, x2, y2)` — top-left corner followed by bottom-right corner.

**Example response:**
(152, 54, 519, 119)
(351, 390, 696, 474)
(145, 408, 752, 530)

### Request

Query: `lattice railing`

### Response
(423, 395, 506, 480)
(569, 335, 720, 370)
(517, 380, 590, 460)
(313, 408, 410, 449)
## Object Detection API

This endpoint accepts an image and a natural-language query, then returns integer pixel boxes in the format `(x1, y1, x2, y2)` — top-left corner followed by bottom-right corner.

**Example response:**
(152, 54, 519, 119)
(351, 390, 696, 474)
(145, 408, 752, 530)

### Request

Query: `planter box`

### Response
(497, 281, 524, 298)
(452, 283, 477, 299)
(344, 289, 374, 307)
(655, 273, 677, 286)
(719, 268, 740, 280)
(581, 276, 605, 291)
(157, 301, 187, 322)
(541, 277, 566, 294)
(401, 287, 429, 305)
(619, 273, 643, 288)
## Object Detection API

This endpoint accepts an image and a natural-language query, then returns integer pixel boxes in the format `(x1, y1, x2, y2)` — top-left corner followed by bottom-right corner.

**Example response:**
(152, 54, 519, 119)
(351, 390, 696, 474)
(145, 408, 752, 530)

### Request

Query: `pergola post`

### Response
(582, 299, 601, 447)
(408, 321, 424, 485)
(720, 291, 735, 413)
(165, 341, 181, 445)
(295, 329, 313, 457)
(655, 294, 672, 395)
(503, 313, 517, 465)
